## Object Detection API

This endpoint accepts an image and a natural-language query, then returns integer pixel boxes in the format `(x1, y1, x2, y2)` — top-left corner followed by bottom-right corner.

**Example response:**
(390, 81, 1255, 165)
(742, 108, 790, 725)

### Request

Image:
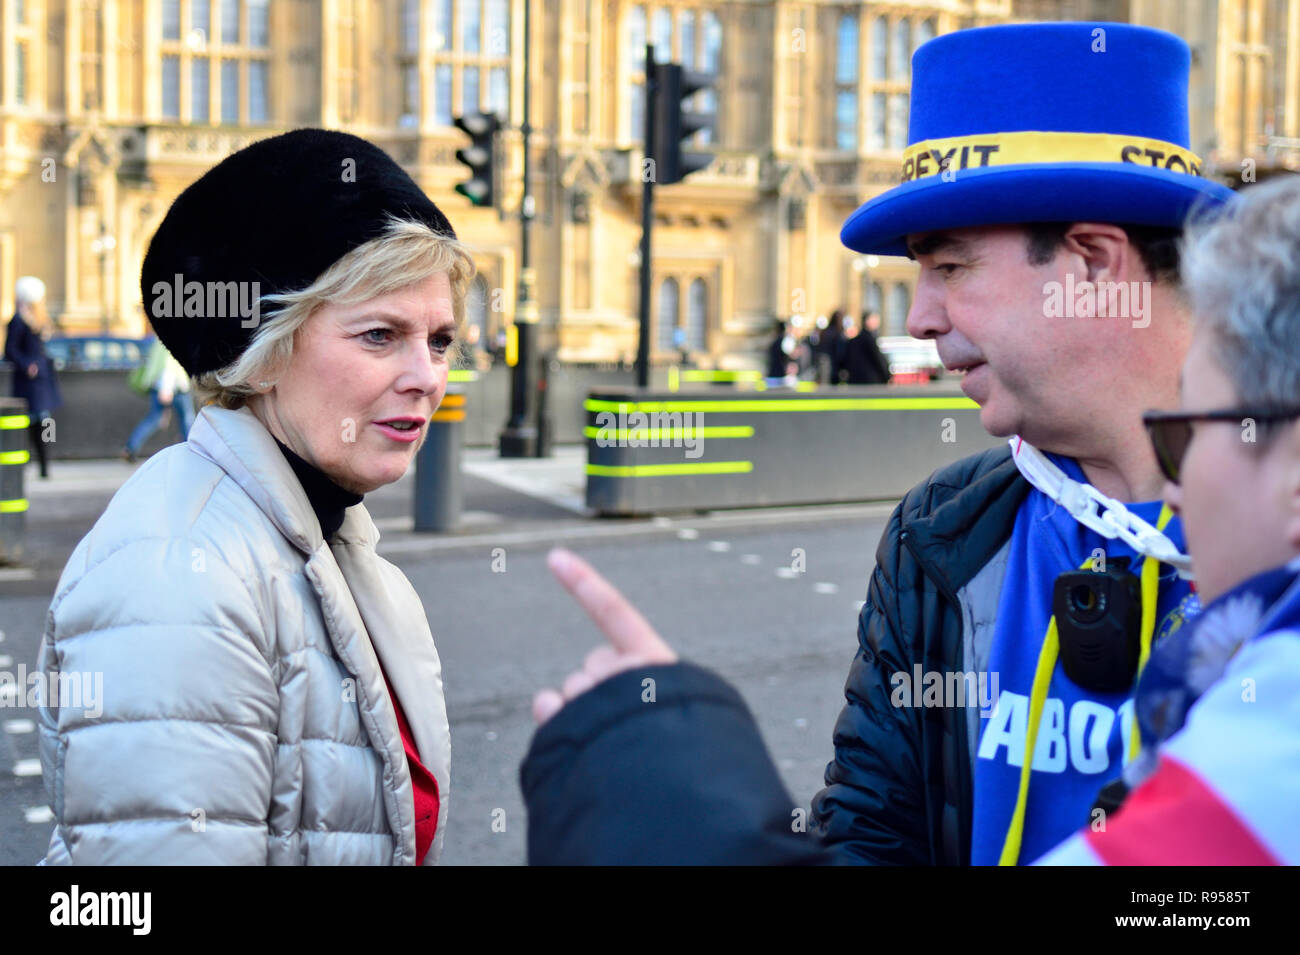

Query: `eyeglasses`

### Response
(1142, 407, 1300, 484)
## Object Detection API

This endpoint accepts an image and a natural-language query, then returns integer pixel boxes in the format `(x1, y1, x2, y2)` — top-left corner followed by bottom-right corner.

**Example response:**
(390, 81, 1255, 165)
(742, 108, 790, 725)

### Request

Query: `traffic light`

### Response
(650, 63, 717, 185)
(453, 112, 500, 207)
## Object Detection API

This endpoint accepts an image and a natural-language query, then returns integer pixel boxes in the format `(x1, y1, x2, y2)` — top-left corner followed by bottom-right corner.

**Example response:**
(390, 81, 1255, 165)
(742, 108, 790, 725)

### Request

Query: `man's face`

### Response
(904, 224, 1142, 443)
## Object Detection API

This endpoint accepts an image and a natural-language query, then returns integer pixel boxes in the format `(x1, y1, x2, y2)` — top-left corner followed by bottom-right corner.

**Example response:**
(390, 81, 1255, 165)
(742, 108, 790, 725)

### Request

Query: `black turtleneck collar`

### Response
(274, 438, 363, 541)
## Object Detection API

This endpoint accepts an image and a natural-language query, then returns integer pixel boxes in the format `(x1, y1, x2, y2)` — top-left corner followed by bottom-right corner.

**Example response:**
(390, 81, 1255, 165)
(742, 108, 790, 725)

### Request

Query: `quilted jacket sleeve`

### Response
(37, 536, 280, 865)
(809, 499, 930, 865)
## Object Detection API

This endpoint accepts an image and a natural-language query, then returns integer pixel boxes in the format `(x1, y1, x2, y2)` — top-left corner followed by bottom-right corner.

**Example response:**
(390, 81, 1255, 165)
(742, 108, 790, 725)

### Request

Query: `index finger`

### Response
(547, 548, 676, 662)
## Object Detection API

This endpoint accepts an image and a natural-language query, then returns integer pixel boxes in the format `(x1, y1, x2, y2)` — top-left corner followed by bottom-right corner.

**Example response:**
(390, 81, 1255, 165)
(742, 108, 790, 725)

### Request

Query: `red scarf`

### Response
(380, 671, 440, 864)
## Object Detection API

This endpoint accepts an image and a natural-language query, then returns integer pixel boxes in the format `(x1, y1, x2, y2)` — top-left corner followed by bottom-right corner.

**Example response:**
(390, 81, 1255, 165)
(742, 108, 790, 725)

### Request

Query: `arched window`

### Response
(702, 11, 722, 72)
(680, 10, 697, 68)
(626, 6, 647, 139)
(888, 283, 911, 337)
(628, 5, 647, 69)
(889, 92, 909, 151)
(834, 14, 859, 151)
(699, 11, 722, 143)
(652, 8, 672, 63)
(835, 15, 858, 84)
(891, 19, 911, 80)
(686, 278, 708, 350)
(870, 16, 888, 80)
(916, 17, 936, 52)
(657, 278, 679, 350)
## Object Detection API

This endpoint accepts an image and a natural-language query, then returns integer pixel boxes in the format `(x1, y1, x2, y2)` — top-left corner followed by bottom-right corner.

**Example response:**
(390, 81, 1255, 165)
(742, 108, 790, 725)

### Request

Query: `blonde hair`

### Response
(192, 216, 475, 409)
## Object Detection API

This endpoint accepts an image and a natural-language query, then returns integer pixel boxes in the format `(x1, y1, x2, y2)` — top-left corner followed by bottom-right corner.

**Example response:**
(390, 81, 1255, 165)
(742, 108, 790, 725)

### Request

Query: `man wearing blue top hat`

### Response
(518, 21, 1236, 866)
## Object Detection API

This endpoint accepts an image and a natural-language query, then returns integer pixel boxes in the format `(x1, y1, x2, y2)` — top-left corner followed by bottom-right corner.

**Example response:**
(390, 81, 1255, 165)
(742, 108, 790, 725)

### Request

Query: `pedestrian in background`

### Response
(842, 310, 891, 385)
(121, 335, 196, 463)
(3, 276, 62, 479)
(765, 319, 791, 380)
(35, 129, 468, 865)
(817, 310, 847, 385)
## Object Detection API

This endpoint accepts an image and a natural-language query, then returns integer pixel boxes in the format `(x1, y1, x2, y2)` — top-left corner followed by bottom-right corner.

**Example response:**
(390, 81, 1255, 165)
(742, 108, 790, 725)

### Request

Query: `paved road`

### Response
(0, 450, 895, 865)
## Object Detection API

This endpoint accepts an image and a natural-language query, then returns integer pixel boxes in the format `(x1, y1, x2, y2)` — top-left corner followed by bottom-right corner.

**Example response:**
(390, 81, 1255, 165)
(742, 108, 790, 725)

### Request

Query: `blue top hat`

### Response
(840, 22, 1236, 256)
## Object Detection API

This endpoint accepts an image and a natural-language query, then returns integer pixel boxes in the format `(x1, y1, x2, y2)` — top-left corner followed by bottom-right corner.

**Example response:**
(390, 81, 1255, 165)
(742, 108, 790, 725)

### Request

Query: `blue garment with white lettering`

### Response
(970, 453, 1197, 865)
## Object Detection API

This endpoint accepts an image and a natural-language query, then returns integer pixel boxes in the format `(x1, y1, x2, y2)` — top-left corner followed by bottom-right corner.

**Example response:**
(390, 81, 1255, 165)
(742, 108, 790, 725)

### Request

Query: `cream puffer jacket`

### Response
(35, 404, 451, 864)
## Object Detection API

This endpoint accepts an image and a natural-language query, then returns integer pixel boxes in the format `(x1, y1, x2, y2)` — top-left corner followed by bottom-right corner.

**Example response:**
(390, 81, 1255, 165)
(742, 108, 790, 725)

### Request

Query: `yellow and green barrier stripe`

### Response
(583, 425, 754, 441)
(0, 415, 31, 513)
(585, 396, 979, 414)
(586, 461, 753, 478)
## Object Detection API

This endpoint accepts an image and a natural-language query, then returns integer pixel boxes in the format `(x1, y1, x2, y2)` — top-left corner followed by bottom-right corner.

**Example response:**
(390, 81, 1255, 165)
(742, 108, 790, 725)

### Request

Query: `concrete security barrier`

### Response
(0, 397, 29, 564)
(584, 384, 1002, 515)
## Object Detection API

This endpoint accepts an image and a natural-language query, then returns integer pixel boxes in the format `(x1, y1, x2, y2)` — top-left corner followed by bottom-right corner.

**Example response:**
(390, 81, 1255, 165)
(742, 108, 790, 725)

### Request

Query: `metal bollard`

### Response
(413, 389, 465, 532)
(0, 397, 30, 565)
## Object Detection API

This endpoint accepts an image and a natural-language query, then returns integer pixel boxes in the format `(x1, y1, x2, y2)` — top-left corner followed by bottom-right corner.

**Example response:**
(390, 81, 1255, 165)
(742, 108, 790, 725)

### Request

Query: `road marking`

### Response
(676, 528, 698, 540)
(3, 719, 35, 734)
(24, 806, 53, 824)
(707, 540, 730, 552)
(13, 758, 41, 777)
(375, 500, 898, 558)
(775, 567, 798, 579)
(0, 684, 16, 704)
(0, 654, 11, 667)
(813, 582, 839, 595)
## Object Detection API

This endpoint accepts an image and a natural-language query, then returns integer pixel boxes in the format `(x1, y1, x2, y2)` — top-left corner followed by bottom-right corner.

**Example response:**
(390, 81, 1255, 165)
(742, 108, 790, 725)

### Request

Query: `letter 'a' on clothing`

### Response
(840, 22, 1235, 256)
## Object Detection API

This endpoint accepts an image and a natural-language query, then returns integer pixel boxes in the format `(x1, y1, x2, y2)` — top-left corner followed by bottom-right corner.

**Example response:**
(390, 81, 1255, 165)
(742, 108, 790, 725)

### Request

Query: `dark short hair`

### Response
(1024, 222, 1183, 284)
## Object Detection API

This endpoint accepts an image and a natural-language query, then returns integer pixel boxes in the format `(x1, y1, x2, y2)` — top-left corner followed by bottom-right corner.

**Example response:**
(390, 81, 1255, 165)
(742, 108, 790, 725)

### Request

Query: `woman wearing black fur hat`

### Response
(33, 129, 471, 865)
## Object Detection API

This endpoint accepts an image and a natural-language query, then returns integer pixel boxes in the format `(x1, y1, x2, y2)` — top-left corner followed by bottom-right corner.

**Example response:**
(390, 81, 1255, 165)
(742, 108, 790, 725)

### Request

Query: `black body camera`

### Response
(1052, 557, 1143, 693)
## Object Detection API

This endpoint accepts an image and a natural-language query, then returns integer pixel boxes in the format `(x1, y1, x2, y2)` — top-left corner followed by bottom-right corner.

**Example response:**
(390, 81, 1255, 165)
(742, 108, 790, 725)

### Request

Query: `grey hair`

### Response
(1180, 175, 1300, 438)
(15, 276, 45, 306)
(192, 216, 475, 409)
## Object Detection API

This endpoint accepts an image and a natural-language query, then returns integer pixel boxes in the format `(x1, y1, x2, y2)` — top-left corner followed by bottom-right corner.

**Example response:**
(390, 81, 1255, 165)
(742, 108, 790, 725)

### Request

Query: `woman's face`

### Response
(1163, 328, 1300, 604)
(251, 272, 456, 494)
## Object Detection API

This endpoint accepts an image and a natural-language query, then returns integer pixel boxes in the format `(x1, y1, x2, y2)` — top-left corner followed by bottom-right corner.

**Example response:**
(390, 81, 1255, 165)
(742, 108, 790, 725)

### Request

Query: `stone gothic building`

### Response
(0, 0, 1296, 365)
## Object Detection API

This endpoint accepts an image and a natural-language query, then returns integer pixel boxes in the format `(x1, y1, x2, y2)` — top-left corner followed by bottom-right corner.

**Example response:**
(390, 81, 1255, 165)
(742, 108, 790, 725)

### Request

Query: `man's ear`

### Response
(1060, 223, 1134, 284)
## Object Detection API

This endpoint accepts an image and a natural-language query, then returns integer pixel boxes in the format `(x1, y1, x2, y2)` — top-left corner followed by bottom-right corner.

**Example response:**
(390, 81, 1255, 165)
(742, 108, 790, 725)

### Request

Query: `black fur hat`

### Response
(140, 128, 456, 377)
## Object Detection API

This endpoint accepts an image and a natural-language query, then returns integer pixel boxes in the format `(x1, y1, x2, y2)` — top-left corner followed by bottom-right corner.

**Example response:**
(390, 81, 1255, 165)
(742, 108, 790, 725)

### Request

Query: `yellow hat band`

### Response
(901, 130, 1206, 183)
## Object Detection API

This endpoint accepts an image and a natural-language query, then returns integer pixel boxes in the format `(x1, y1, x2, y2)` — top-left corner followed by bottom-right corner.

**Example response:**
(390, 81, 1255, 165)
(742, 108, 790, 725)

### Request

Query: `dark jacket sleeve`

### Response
(4, 317, 36, 368)
(865, 334, 892, 382)
(809, 501, 930, 864)
(521, 662, 831, 865)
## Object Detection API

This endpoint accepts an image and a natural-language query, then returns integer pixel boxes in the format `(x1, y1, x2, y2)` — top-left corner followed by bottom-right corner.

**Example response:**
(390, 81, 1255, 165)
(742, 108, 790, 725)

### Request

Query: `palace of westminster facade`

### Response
(1, 0, 1297, 365)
